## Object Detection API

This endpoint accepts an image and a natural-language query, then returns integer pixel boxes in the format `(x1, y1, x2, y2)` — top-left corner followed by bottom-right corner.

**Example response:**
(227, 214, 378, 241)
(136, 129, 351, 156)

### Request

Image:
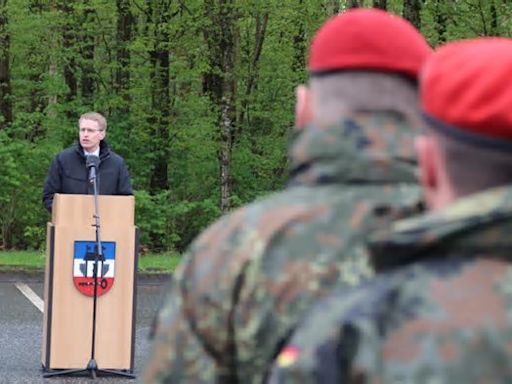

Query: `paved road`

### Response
(0, 273, 171, 383)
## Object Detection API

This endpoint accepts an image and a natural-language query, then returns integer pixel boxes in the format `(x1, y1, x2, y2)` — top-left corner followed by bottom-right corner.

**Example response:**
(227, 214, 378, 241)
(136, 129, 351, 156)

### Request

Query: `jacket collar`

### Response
(287, 110, 418, 187)
(76, 140, 111, 160)
(369, 185, 512, 271)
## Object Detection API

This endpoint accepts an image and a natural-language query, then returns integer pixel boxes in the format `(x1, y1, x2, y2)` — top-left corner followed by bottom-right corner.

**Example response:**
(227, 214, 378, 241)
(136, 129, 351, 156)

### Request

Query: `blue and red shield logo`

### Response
(73, 241, 116, 297)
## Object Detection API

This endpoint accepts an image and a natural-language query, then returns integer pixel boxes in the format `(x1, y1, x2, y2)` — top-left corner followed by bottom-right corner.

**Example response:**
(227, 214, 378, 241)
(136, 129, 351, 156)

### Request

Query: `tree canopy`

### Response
(1, 0, 510, 252)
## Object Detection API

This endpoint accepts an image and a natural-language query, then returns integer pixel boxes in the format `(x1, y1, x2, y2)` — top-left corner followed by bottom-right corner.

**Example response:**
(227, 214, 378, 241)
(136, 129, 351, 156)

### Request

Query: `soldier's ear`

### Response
(294, 85, 313, 130)
(415, 135, 438, 208)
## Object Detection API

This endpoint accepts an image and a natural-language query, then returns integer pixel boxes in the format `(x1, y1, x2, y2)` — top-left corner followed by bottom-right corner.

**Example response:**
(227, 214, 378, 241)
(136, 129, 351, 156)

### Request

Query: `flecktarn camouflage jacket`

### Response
(142, 111, 422, 384)
(269, 184, 512, 384)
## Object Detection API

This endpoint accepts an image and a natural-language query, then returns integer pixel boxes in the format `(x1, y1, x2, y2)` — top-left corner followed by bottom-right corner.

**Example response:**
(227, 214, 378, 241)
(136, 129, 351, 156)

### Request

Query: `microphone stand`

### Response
(43, 159, 135, 380)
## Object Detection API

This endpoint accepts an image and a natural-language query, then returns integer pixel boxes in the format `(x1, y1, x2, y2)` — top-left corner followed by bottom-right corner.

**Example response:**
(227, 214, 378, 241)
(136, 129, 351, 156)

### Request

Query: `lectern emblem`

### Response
(73, 241, 116, 297)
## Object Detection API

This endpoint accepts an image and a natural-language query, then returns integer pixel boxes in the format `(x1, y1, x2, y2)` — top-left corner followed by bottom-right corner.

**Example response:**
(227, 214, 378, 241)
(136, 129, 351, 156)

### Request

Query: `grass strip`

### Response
(0, 250, 180, 274)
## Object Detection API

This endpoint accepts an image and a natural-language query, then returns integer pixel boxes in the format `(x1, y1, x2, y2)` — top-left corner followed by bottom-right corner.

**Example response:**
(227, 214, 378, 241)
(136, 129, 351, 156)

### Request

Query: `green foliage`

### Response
(0, 250, 46, 269)
(134, 190, 221, 252)
(138, 252, 181, 273)
(4, 0, 512, 252)
(0, 131, 52, 249)
(0, 250, 180, 273)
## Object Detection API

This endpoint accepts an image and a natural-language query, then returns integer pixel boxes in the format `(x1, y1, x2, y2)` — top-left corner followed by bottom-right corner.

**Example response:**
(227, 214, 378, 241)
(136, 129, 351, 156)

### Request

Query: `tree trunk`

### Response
(45, 1, 57, 111)
(148, 0, 171, 192)
(0, 0, 11, 130)
(433, 0, 446, 43)
(403, 0, 422, 30)
(372, 0, 387, 10)
(325, 0, 340, 15)
(347, 0, 360, 8)
(80, 2, 95, 103)
(239, 11, 268, 129)
(58, 0, 77, 106)
(293, 1, 306, 73)
(203, 0, 238, 213)
(25, 0, 49, 139)
(115, 0, 133, 106)
(490, 0, 498, 35)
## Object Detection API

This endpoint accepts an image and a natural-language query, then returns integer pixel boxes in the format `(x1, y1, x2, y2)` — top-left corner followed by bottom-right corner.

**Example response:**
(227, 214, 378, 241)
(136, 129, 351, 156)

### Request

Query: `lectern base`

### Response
(42, 359, 136, 379)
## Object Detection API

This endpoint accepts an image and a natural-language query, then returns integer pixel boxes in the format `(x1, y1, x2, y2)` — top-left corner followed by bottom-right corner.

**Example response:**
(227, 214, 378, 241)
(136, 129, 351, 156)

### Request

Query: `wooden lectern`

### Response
(42, 193, 138, 372)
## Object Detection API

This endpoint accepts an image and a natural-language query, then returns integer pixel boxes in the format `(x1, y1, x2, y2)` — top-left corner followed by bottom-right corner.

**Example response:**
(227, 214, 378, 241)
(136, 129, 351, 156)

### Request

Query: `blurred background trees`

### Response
(1, 0, 510, 252)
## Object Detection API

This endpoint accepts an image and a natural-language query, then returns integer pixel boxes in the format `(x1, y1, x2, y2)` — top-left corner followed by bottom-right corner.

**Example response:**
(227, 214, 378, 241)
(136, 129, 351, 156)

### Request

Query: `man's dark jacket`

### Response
(42, 140, 132, 212)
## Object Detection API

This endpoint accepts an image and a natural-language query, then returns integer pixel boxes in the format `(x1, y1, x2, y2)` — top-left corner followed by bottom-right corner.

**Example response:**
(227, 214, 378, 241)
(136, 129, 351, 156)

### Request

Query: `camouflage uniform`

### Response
(269, 184, 512, 384)
(142, 110, 422, 383)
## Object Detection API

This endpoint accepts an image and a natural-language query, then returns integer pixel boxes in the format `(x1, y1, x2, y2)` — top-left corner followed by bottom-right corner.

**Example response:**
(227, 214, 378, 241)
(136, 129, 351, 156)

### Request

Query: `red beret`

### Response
(309, 8, 432, 78)
(421, 38, 512, 142)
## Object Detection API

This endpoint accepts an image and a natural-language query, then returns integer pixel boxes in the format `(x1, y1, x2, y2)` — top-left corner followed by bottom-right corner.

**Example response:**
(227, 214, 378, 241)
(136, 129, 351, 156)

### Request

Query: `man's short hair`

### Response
(310, 71, 421, 126)
(79, 112, 107, 131)
(433, 132, 512, 197)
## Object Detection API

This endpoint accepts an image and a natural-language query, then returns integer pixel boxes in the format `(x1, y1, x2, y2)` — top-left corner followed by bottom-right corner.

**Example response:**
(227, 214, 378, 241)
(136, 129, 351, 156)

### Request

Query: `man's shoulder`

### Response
(176, 187, 336, 283)
(192, 179, 420, 243)
(101, 146, 124, 162)
(58, 144, 79, 156)
(319, 257, 477, 324)
(186, 184, 352, 252)
(180, 182, 420, 284)
(278, 259, 458, 339)
(54, 145, 80, 162)
(185, 189, 306, 249)
(274, 256, 512, 379)
(105, 147, 122, 158)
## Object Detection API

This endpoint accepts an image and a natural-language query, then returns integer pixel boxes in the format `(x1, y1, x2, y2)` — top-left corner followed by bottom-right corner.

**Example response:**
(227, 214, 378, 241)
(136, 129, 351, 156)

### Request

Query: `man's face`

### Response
(79, 118, 105, 152)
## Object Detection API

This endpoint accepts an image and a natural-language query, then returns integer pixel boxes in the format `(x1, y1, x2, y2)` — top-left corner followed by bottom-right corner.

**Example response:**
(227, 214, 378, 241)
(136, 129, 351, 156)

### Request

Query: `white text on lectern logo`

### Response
(73, 241, 116, 297)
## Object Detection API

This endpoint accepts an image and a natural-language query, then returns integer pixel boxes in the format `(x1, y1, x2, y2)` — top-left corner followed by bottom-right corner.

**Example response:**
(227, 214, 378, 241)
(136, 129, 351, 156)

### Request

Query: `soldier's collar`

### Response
(369, 184, 512, 271)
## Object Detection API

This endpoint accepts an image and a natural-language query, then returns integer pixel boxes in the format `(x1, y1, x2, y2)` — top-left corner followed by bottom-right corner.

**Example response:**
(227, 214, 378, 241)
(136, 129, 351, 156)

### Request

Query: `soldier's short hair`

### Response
(79, 112, 107, 131)
(310, 71, 421, 128)
(435, 132, 512, 196)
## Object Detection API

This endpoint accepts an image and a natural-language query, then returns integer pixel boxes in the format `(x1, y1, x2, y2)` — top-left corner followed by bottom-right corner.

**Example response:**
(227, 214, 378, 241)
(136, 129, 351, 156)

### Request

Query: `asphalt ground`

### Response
(0, 272, 171, 383)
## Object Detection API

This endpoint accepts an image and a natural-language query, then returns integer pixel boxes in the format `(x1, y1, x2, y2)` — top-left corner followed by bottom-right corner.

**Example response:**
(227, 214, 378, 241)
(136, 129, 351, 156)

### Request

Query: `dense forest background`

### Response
(1, 0, 510, 252)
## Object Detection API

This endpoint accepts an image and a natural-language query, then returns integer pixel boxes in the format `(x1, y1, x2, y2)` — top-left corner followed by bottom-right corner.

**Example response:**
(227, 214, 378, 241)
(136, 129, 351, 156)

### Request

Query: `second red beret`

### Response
(421, 38, 512, 142)
(308, 8, 432, 79)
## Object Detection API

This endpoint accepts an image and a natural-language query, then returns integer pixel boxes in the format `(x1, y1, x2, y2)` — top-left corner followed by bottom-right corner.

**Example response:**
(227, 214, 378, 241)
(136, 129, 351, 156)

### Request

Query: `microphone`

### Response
(86, 155, 100, 183)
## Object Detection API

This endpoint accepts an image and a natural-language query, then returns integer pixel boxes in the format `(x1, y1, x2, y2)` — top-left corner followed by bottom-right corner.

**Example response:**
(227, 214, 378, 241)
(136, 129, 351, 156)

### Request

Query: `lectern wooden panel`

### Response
(42, 194, 138, 371)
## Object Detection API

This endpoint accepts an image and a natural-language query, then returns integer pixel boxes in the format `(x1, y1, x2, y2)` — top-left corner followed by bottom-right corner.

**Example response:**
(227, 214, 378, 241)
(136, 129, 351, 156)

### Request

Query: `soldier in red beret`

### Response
(143, 9, 431, 383)
(270, 37, 512, 383)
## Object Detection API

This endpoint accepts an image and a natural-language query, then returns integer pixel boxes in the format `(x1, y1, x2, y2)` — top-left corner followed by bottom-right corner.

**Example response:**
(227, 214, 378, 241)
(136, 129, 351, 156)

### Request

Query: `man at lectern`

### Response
(42, 111, 133, 212)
